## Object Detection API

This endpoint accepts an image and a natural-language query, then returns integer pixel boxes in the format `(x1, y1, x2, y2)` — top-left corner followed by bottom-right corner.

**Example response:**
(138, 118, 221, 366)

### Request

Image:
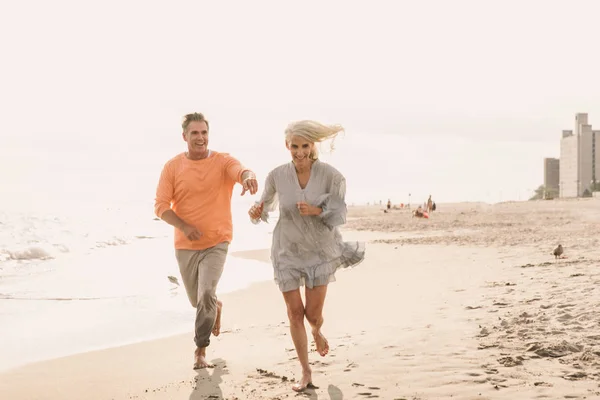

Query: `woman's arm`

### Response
(315, 173, 347, 229)
(251, 171, 279, 223)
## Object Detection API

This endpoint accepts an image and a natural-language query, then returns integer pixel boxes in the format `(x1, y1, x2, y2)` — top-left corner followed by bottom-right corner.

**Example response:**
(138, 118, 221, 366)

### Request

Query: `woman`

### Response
(248, 120, 365, 392)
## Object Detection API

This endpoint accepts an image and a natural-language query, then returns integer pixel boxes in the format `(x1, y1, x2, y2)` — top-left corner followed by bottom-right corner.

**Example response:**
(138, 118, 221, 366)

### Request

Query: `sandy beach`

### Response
(2, 199, 600, 399)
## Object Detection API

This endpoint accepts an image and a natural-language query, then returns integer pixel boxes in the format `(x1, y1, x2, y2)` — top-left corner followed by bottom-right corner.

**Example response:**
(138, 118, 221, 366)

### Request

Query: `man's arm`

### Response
(160, 209, 202, 240)
(159, 209, 186, 230)
(154, 161, 202, 240)
(241, 170, 255, 181)
(154, 163, 175, 220)
(224, 155, 258, 195)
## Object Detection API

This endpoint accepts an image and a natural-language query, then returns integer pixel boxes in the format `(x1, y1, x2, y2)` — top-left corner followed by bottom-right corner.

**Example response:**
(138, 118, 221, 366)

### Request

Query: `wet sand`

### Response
(2, 199, 600, 399)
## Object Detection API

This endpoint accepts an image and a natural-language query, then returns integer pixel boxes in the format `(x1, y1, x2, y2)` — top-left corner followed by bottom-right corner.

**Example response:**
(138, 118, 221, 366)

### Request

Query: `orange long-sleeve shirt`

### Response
(154, 151, 248, 250)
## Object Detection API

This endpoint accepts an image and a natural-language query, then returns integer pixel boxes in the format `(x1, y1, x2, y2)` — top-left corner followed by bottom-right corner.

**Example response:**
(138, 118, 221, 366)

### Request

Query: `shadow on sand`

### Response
(327, 384, 344, 399)
(297, 383, 344, 400)
(188, 360, 344, 400)
(189, 358, 227, 400)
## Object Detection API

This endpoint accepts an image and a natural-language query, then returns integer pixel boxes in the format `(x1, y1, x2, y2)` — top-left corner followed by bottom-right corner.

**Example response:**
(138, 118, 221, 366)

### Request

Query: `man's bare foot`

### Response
(292, 369, 316, 392)
(312, 330, 329, 356)
(193, 347, 214, 369)
(212, 300, 223, 336)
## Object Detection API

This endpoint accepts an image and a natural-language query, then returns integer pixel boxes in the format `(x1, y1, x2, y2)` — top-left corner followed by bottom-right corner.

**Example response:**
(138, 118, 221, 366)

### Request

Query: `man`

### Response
(154, 112, 258, 369)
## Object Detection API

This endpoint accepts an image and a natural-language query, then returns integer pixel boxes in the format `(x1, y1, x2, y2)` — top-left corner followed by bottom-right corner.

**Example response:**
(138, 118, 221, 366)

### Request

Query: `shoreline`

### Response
(2, 242, 504, 400)
(1, 241, 557, 400)
(0, 242, 275, 374)
(3, 200, 600, 399)
(0, 228, 368, 374)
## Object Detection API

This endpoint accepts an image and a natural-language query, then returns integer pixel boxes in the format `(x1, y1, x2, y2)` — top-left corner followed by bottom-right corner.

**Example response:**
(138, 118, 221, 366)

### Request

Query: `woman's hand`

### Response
(297, 202, 322, 216)
(248, 202, 264, 220)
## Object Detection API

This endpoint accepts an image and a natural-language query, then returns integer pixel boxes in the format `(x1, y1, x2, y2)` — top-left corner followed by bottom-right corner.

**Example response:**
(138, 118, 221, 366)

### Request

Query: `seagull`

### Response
(168, 275, 180, 286)
(553, 244, 564, 259)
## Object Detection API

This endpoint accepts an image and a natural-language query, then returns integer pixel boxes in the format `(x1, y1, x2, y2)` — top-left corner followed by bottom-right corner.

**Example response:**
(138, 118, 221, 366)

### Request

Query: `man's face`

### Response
(182, 121, 209, 159)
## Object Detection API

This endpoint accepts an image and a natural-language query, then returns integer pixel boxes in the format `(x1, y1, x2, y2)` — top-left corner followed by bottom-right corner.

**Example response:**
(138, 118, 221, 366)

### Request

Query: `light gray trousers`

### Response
(175, 242, 228, 348)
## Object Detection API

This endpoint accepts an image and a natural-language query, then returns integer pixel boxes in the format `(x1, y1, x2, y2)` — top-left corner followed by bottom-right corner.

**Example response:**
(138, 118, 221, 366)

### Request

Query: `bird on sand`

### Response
(553, 244, 564, 259)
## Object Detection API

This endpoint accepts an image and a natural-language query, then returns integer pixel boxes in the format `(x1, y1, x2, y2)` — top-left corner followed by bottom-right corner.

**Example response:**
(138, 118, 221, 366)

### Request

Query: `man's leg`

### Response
(193, 242, 228, 368)
(175, 249, 200, 308)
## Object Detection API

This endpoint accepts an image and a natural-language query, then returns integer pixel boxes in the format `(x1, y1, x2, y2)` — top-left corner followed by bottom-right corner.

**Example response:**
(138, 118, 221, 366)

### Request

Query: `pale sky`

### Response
(1, 0, 599, 213)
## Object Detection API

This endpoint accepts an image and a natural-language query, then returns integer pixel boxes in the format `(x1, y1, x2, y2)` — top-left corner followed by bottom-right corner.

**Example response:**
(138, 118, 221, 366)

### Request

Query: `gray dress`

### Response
(258, 159, 366, 292)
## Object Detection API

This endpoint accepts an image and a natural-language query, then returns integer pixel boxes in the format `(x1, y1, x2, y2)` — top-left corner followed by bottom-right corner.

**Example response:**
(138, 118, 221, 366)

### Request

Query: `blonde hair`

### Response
(285, 120, 344, 160)
(182, 112, 209, 132)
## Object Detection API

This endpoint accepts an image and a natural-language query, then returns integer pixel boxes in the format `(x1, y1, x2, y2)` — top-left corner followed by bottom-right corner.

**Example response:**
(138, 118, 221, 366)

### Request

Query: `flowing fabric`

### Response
(258, 160, 366, 292)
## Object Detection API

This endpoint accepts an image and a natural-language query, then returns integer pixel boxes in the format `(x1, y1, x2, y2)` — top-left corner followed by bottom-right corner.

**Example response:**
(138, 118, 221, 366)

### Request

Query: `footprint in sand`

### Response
(478, 343, 499, 350)
(477, 327, 491, 337)
(579, 351, 595, 362)
(557, 303, 576, 309)
(357, 388, 380, 398)
(557, 313, 574, 322)
(564, 371, 587, 380)
(344, 362, 359, 372)
(393, 352, 415, 360)
(497, 356, 524, 367)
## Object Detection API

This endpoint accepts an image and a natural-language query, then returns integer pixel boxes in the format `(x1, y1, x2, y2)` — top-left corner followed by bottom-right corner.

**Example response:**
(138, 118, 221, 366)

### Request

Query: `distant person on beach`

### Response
(413, 205, 424, 218)
(248, 120, 365, 392)
(427, 195, 433, 213)
(387, 199, 391, 210)
(154, 112, 258, 369)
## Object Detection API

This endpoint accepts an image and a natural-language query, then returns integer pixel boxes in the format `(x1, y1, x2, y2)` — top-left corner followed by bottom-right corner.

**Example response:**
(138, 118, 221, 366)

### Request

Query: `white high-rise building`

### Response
(543, 157, 560, 199)
(559, 113, 600, 197)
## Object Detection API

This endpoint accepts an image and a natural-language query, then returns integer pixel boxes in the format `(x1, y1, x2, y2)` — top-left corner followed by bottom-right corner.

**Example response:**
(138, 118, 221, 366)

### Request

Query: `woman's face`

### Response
(287, 135, 314, 168)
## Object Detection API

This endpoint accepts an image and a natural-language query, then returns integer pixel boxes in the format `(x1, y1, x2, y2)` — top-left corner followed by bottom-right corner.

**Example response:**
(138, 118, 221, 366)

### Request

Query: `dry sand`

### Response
(2, 199, 600, 399)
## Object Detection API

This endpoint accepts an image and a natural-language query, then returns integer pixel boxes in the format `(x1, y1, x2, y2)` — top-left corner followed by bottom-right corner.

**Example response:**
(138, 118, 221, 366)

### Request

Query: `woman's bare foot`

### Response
(212, 300, 223, 336)
(193, 347, 214, 369)
(292, 369, 315, 392)
(312, 330, 329, 356)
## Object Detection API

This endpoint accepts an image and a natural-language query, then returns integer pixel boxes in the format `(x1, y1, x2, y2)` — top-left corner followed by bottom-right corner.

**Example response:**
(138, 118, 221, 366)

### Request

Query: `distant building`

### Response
(543, 158, 559, 199)
(559, 113, 600, 197)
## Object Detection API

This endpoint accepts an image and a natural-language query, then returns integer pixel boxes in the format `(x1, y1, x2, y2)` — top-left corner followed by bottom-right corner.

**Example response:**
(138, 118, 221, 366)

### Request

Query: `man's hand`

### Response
(241, 171, 258, 196)
(297, 202, 322, 216)
(181, 223, 202, 241)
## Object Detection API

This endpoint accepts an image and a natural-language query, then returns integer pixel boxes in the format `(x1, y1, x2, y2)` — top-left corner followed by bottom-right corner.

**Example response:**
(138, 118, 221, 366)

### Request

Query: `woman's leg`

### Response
(304, 285, 329, 356)
(282, 289, 313, 391)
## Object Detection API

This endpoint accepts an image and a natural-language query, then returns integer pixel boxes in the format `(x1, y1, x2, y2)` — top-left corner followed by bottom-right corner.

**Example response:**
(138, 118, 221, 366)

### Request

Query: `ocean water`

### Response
(0, 202, 277, 372)
(0, 130, 556, 373)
